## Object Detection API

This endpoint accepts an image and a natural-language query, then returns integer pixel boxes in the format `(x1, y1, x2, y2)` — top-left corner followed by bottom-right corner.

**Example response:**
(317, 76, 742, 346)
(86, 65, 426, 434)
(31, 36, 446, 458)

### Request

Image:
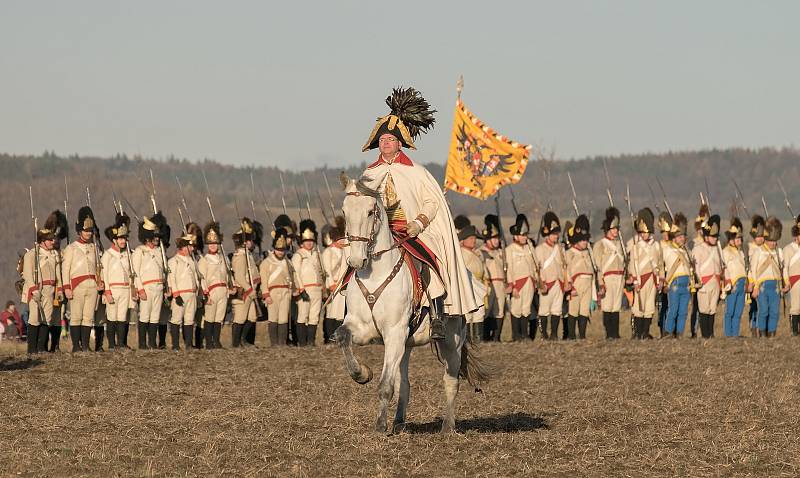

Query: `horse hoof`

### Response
(374, 422, 388, 434)
(391, 421, 406, 434)
(354, 366, 373, 384)
(440, 420, 456, 434)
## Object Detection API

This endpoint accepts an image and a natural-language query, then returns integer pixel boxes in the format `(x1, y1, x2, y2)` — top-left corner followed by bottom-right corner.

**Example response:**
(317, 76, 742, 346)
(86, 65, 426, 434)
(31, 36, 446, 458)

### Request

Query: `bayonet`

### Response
(778, 179, 795, 218)
(322, 172, 337, 219)
(201, 168, 233, 288)
(279, 172, 288, 216)
(732, 179, 750, 218)
(176, 175, 193, 223)
(761, 195, 770, 217)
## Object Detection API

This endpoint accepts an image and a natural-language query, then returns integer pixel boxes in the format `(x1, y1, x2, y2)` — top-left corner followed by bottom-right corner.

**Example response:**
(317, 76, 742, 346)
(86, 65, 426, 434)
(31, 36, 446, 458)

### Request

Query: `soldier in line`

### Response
(481, 215, 506, 342)
(750, 217, 785, 337)
(722, 217, 747, 337)
(132, 213, 170, 350)
(244, 220, 264, 346)
(656, 211, 673, 337)
(535, 211, 566, 340)
(593, 207, 624, 339)
(565, 215, 593, 340)
(274, 214, 299, 344)
(184, 222, 206, 349)
(747, 215, 766, 336)
(321, 217, 348, 344)
(661, 213, 692, 337)
(23, 212, 64, 353)
(455, 216, 486, 343)
(100, 214, 133, 349)
(693, 215, 722, 338)
(627, 208, 662, 339)
(292, 219, 324, 346)
(560, 221, 573, 340)
(688, 204, 710, 338)
(231, 218, 260, 347)
(784, 215, 800, 336)
(198, 222, 231, 349)
(167, 229, 201, 350)
(505, 214, 536, 342)
(260, 228, 296, 346)
(62, 206, 103, 352)
(48, 211, 69, 352)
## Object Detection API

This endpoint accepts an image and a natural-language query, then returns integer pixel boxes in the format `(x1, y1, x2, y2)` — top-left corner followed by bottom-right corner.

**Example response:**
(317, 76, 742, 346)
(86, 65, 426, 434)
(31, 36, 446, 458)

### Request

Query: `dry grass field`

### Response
(1, 313, 799, 477)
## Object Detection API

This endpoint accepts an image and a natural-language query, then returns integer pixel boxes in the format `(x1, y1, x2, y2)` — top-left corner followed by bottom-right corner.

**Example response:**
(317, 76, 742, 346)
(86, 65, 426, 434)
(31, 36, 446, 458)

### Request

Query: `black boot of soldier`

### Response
(137, 322, 148, 349)
(213, 323, 224, 349)
(183, 325, 194, 350)
(148, 324, 158, 349)
(158, 324, 168, 349)
(494, 318, 504, 342)
(549, 315, 560, 340)
(602, 312, 611, 339)
(510, 317, 519, 341)
(429, 297, 447, 341)
(578, 316, 588, 339)
(169, 324, 181, 351)
(80, 326, 92, 352)
(194, 324, 204, 349)
(644, 318, 653, 339)
(267, 322, 278, 346)
(70, 326, 81, 352)
(322, 318, 335, 344)
(204, 324, 215, 349)
(27, 324, 40, 354)
(94, 326, 105, 352)
(36, 324, 49, 353)
(297, 324, 308, 346)
(116, 322, 128, 349)
(528, 317, 538, 340)
(277, 323, 288, 346)
(307, 325, 317, 346)
(611, 312, 621, 339)
(49, 325, 61, 352)
(106, 322, 117, 350)
(792, 315, 800, 336)
(567, 316, 577, 340)
(241, 322, 254, 347)
(231, 323, 243, 348)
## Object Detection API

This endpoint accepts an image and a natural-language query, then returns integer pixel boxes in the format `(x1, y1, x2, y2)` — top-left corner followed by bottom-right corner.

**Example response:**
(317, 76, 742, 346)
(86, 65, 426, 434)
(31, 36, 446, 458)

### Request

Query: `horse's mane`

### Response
(355, 178, 380, 199)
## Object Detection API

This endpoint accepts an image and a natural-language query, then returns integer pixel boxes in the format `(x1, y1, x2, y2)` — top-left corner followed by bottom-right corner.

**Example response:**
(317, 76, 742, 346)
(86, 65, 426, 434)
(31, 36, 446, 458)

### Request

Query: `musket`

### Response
(302, 177, 314, 222)
(623, 183, 644, 315)
(175, 176, 193, 222)
(294, 185, 305, 221)
(732, 179, 750, 218)
(494, 192, 509, 280)
(602, 158, 629, 268)
(249, 171, 258, 220)
(702, 183, 727, 297)
(234, 199, 263, 319)
(567, 172, 602, 298)
(655, 178, 675, 220)
(509, 185, 543, 290)
(59, 177, 70, 331)
(761, 195, 770, 217)
(778, 179, 795, 218)
(29, 186, 47, 326)
(646, 181, 662, 214)
(177, 206, 204, 298)
(304, 177, 328, 305)
(202, 169, 233, 288)
(279, 172, 288, 216)
(86, 187, 105, 288)
(119, 193, 141, 222)
(146, 170, 171, 277)
(316, 191, 331, 226)
(115, 196, 139, 304)
(322, 172, 337, 220)
(258, 183, 275, 229)
(63, 176, 71, 245)
(657, 179, 699, 291)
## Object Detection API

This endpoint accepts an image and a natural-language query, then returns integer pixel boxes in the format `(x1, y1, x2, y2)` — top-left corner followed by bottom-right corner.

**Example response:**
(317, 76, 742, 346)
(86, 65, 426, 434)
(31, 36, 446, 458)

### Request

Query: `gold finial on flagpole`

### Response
(456, 75, 464, 100)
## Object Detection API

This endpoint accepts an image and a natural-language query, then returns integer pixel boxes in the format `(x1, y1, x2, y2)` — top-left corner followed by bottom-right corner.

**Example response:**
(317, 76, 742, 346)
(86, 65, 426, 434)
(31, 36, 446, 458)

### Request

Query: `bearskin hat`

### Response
(203, 221, 222, 245)
(482, 214, 500, 239)
(750, 215, 766, 239)
(298, 219, 317, 242)
(695, 204, 710, 231)
(792, 215, 800, 238)
(702, 214, 721, 238)
(541, 211, 561, 236)
(233, 217, 256, 248)
(75, 206, 96, 233)
(602, 207, 620, 232)
(453, 214, 471, 233)
(571, 214, 591, 243)
(138, 212, 170, 249)
(274, 214, 296, 237)
(455, 216, 477, 242)
(562, 220, 574, 246)
(726, 217, 743, 242)
(186, 222, 203, 252)
(104, 213, 131, 241)
(766, 216, 782, 242)
(635, 208, 654, 234)
(362, 87, 436, 152)
(39, 210, 68, 243)
(670, 213, 688, 239)
(509, 214, 530, 237)
(330, 215, 346, 242)
(658, 211, 673, 234)
(252, 220, 264, 252)
(272, 227, 290, 251)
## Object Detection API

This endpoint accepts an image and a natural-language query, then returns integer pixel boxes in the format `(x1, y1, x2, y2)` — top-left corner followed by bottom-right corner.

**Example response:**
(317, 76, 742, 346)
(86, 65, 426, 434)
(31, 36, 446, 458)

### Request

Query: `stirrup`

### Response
(430, 316, 446, 340)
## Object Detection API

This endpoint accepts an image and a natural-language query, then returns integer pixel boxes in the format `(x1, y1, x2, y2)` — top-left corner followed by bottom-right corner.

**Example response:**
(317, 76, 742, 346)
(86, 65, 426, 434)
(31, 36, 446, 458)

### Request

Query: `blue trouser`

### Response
(756, 280, 780, 333)
(723, 278, 746, 337)
(664, 276, 691, 335)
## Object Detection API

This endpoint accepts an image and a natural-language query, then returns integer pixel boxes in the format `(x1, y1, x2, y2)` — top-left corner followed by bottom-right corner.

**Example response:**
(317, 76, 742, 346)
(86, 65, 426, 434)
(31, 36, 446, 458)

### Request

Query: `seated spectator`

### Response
(1, 301, 23, 340)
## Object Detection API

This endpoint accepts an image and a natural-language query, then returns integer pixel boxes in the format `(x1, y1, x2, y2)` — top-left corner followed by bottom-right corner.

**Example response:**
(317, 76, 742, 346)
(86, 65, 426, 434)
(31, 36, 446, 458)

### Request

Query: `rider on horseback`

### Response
(359, 87, 481, 340)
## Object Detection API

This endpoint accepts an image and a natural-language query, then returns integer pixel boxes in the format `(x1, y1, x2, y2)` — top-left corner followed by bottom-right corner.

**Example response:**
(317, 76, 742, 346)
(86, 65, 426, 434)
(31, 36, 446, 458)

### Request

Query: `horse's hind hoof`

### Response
(440, 420, 456, 434)
(391, 422, 407, 435)
(353, 365, 373, 384)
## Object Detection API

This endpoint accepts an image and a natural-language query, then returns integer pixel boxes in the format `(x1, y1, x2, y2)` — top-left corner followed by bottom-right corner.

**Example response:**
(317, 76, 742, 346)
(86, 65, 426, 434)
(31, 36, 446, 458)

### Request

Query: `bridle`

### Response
(344, 191, 381, 259)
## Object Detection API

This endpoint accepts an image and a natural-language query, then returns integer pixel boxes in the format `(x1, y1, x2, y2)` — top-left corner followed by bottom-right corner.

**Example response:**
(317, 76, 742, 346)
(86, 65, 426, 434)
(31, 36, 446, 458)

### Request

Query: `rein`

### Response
(344, 190, 412, 259)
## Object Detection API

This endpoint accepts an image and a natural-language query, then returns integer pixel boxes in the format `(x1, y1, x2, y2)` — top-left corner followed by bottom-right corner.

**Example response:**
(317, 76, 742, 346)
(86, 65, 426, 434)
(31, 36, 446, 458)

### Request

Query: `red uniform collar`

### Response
(366, 151, 413, 169)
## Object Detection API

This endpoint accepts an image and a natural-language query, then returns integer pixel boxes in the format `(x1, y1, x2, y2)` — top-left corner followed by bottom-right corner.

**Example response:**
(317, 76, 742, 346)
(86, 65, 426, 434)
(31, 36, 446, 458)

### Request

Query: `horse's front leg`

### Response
(440, 316, 466, 433)
(391, 346, 412, 433)
(375, 326, 408, 433)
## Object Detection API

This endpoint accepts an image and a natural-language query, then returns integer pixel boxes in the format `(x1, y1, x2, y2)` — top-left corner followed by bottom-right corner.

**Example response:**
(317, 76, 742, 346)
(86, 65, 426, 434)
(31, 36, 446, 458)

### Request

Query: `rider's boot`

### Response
(430, 296, 446, 341)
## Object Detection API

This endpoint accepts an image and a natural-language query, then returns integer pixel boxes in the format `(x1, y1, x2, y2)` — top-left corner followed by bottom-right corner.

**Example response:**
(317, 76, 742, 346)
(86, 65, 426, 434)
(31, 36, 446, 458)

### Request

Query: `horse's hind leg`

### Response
(391, 346, 412, 433)
(375, 328, 406, 433)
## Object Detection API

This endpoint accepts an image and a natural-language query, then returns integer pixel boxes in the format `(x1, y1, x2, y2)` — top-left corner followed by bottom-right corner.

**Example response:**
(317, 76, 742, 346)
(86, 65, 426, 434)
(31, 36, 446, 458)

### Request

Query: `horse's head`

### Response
(340, 172, 380, 270)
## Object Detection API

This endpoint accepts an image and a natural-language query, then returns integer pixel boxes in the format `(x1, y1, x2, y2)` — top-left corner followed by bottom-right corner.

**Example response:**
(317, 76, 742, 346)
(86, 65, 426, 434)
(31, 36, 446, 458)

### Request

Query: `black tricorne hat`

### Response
(362, 87, 436, 152)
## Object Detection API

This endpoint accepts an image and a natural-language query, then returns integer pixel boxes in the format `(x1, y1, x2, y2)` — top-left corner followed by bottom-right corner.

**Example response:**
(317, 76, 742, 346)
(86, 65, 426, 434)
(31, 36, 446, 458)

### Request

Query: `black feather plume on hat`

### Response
(386, 87, 436, 140)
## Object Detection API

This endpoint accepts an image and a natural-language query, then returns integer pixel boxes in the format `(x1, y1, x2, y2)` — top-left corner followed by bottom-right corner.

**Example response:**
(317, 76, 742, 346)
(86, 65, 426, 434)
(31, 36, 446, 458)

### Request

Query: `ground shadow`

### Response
(401, 412, 549, 434)
(0, 357, 43, 372)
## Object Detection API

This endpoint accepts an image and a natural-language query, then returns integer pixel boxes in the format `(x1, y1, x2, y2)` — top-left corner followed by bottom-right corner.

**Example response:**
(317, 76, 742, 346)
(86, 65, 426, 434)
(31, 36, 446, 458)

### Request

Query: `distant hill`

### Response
(2, 147, 798, 303)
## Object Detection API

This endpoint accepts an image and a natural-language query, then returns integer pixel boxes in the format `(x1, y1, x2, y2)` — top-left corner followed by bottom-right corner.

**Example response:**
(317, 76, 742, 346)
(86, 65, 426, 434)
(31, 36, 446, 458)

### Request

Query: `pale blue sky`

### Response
(2, 1, 798, 169)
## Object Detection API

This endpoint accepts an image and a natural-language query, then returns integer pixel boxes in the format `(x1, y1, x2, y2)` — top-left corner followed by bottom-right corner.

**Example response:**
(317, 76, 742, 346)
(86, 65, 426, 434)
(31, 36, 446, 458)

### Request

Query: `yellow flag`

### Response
(443, 99, 531, 200)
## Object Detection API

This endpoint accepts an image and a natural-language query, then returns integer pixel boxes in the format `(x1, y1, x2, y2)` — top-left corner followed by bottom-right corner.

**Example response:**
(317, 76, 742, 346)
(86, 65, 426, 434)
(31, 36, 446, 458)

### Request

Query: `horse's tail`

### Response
(459, 335, 494, 387)
(334, 325, 373, 385)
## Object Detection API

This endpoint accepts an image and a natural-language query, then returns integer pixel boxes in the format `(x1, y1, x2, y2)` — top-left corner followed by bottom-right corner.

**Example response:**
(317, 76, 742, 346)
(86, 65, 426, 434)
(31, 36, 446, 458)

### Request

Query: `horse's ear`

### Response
(339, 172, 350, 190)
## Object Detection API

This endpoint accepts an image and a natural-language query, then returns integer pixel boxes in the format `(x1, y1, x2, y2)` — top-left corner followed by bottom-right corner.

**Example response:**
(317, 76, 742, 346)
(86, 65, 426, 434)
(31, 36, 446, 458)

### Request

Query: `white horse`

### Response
(333, 173, 490, 433)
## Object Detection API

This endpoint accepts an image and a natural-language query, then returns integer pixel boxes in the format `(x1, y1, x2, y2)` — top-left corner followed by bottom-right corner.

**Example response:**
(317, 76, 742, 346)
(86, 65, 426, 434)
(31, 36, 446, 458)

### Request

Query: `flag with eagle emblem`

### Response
(443, 99, 531, 200)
